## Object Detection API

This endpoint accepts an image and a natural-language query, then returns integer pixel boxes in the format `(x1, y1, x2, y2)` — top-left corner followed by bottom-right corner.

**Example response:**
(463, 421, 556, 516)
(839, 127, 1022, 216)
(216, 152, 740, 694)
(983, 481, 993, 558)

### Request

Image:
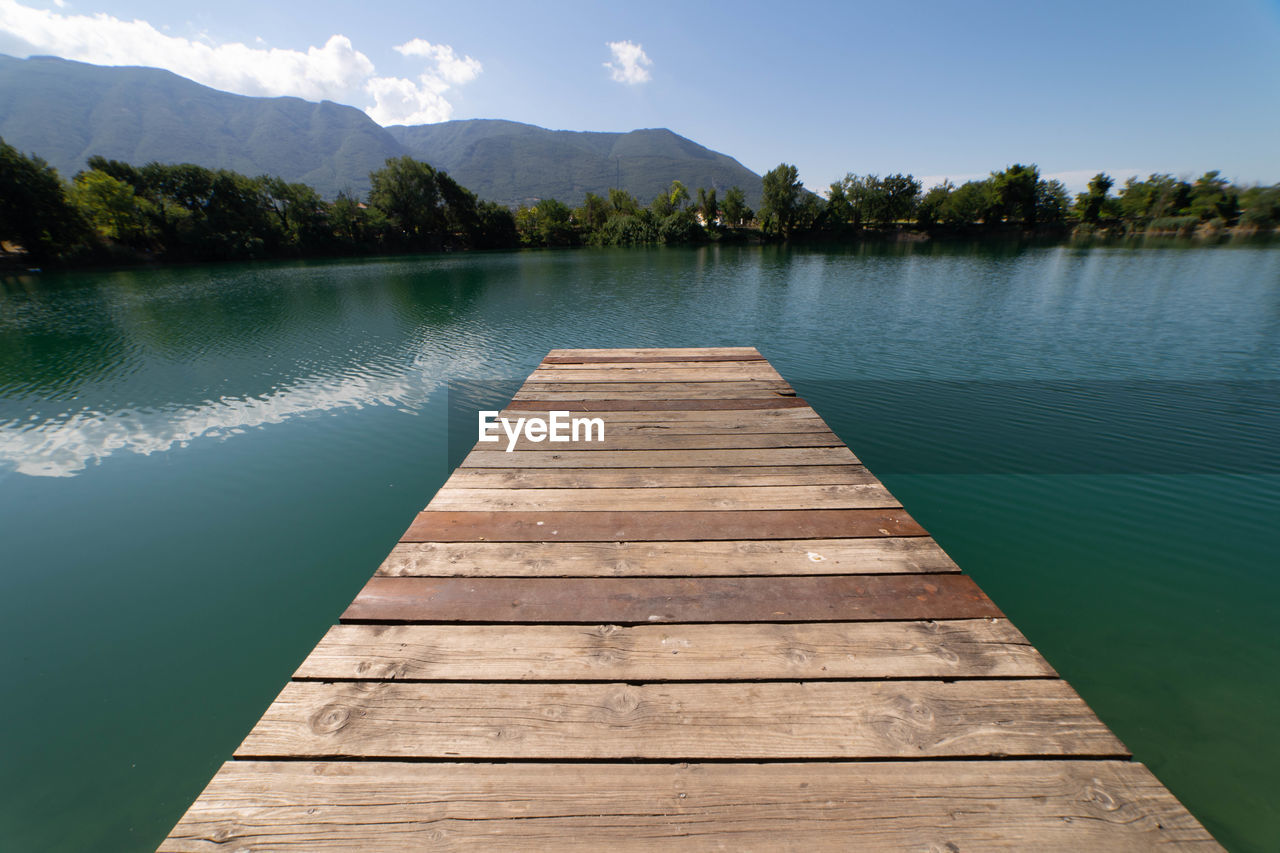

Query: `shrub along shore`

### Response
(2, 136, 1277, 268)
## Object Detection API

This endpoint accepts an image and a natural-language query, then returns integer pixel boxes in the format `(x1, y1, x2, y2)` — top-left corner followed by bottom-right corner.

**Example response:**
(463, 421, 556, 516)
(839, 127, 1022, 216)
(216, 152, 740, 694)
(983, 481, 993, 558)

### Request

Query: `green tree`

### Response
(261, 176, 328, 252)
(1188, 170, 1238, 223)
(329, 191, 368, 247)
(875, 174, 922, 227)
(696, 187, 718, 226)
(0, 137, 87, 260)
(575, 192, 610, 230)
(720, 186, 750, 227)
(1239, 184, 1280, 227)
(991, 164, 1040, 226)
(760, 163, 803, 237)
(368, 156, 445, 249)
(942, 179, 998, 226)
(1118, 174, 1192, 224)
(608, 188, 640, 217)
(1073, 172, 1114, 224)
(916, 181, 954, 228)
(70, 169, 154, 246)
(1035, 179, 1071, 225)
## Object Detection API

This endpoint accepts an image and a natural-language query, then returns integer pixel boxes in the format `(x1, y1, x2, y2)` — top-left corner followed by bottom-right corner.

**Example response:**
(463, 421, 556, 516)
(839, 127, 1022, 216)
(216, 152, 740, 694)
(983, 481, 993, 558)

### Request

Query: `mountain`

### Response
(0, 54, 402, 199)
(387, 120, 763, 207)
(0, 54, 762, 206)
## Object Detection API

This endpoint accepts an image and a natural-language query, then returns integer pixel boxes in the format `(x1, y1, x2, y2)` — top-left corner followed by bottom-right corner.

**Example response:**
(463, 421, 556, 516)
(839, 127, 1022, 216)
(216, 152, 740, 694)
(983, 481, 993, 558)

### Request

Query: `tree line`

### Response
(2, 134, 1277, 265)
(754, 162, 1280, 238)
(0, 140, 520, 263)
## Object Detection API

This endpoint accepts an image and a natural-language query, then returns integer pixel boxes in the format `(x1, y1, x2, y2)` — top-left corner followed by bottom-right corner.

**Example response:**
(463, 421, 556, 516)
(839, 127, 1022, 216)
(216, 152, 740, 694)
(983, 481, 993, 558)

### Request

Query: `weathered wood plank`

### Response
(543, 353, 767, 363)
(442, 466, 877, 489)
(164, 760, 1220, 852)
(403, 508, 921, 542)
(500, 407, 828, 424)
(234, 680, 1125, 759)
(530, 360, 780, 371)
(296, 619, 1053, 681)
(508, 398, 813, 411)
(375, 538, 960, 577)
(486, 418, 834, 436)
(426, 485, 900, 512)
(341, 574, 996, 622)
(528, 368, 783, 382)
(547, 347, 762, 358)
(461, 447, 858, 468)
(512, 383, 795, 400)
(476, 432, 845, 452)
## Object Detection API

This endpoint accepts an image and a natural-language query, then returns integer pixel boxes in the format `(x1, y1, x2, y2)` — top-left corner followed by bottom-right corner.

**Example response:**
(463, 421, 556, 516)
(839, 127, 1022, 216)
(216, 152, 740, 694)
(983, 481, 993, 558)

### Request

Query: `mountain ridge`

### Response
(0, 54, 762, 206)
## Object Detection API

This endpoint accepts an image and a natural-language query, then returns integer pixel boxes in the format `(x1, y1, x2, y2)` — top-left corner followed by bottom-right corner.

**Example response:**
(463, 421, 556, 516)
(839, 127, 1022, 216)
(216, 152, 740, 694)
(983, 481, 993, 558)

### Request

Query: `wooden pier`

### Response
(163, 347, 1219, 850)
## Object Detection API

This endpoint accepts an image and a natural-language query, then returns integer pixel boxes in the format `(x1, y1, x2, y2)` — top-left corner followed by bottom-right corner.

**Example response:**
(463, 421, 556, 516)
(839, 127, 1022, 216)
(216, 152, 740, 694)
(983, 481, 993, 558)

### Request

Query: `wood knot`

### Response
(1081, 783, 1120, 812)
(309, 703, 352, 734)
(603, 687, 643, 716)
(869, 695, 938, 748)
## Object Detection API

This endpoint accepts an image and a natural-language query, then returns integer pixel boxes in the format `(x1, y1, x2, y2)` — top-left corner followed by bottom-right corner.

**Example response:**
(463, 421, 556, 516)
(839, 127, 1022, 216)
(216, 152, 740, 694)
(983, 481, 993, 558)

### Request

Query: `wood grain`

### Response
(403, 508, 921, 541)
(546, 346, 762, 358)
(442, 465, 876, 489)
(341, 574, 997, 623)
(543, 353, 767, 363)
(296, 619, 1052, 680)
(163, 760, 1220, 852)
(234, 680, 1124, 759)
(426, 485, 900, 511)
(375, 538, 960, 577)
(476, 432, 844, 452)
(460, 447, 858, 467)
(507, 398, 812, 411)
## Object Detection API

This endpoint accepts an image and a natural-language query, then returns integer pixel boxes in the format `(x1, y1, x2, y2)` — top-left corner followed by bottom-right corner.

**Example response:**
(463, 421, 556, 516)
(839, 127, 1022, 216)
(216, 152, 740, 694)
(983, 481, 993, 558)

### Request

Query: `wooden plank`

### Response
(376, 538, 960, 577)
(442, 466, 877, 489)
(516, 380, 792, 391)
(547, 347, 762, 358)
(461, 447, 858, 468)
(501, 407, 828, 424)
(531, 360, 776, 370)
(485, 418, 835, 436)
(528, 368, 784, 383)
(164, 760, 1220, 852)
(426, 485, 901, 512)
(512, 383, 795, 400)
(478, 432, 845, 452)
(508, 398, 812, 411)
(403, 508, 921, 542)
(543, 353, 767, 363)
(296, 619, 1054, 680)
(234, 680, 1124, 759)
(341, 574, 996, 623)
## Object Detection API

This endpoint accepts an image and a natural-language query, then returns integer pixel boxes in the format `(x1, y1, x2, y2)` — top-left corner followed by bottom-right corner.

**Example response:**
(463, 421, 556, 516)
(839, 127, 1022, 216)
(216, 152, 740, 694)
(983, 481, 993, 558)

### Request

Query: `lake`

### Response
(1, 242, 1278, 851)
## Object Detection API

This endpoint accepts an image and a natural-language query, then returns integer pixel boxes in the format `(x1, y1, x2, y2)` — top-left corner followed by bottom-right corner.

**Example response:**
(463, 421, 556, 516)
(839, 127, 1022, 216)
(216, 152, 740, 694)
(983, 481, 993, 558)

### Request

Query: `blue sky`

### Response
(2, 0, 1277, 193)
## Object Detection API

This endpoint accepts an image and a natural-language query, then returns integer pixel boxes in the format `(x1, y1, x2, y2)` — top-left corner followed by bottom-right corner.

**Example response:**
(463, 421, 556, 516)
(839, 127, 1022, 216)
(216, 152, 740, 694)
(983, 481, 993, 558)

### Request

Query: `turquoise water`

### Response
(1, 243, 1277, 851)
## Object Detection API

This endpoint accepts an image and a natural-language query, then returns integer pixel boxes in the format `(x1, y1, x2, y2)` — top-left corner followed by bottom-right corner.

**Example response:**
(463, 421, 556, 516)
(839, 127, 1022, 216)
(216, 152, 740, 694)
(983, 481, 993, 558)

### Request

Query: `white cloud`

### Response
(394, 38, 481, 85)
(366, 38, 483, 125)
(604, 39, 651, 84)
(0, 0, 479, 125)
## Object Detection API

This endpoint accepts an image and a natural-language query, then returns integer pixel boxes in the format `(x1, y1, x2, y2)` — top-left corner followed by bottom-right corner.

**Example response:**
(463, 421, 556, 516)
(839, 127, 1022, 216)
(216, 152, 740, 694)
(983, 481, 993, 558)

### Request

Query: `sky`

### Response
(1, 0, 1278, 193)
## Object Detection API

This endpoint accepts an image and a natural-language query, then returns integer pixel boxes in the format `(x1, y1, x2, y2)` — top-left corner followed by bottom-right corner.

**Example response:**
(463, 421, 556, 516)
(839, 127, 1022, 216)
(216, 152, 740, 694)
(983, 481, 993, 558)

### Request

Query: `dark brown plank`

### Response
(403, 508, 925, 542)
(341, 574, 999, 623)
